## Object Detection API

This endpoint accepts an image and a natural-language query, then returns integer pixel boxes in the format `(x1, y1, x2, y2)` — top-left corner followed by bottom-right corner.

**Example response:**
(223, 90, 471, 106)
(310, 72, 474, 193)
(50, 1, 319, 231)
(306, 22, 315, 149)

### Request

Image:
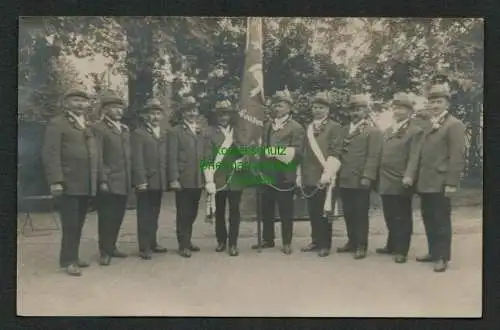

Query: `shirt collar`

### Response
(104, 116, 122, 131)
(392, 118, 409, 132)
(431, 110, 448, 124)
(67, 111, 86, 128)
(184, 120, 198, 134)
(313, 116, 328, 125)
(349, 119, 365, 133)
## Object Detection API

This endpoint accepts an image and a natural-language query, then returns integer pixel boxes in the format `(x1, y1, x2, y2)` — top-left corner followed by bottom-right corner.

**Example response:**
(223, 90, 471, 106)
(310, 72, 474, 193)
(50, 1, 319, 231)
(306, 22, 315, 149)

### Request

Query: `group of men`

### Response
(41, 82, 465, 277)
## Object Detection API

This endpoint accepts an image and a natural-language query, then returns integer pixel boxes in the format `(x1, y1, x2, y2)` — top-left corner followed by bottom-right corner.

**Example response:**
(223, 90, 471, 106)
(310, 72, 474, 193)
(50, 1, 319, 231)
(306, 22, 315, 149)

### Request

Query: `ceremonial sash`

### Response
(306, 123, 338, 215)
(205, 127, 234, 221)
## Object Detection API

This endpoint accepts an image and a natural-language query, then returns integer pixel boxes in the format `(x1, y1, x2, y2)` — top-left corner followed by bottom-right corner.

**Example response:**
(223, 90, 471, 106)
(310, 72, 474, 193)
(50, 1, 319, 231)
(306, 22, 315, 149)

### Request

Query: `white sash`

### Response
(206, 127, 234, 220)
(306, 124, 336, 215)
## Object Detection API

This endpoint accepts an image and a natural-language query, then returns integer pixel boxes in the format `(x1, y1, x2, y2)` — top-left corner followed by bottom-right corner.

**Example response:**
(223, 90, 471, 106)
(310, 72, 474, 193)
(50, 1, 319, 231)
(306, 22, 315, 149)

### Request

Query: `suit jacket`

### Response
(203, 126, 247, 191)
(92, 118, 132, 196)
(168, 123, 205, 189)
(261, 117, 305, 185)
(377, 121, 424, 195)
(417, 113, 466, 193)
(42, 113, 100, 196)
(300, 119, 344, 187)
(338, 122, 383, 189)
(130, 124, 169, 191)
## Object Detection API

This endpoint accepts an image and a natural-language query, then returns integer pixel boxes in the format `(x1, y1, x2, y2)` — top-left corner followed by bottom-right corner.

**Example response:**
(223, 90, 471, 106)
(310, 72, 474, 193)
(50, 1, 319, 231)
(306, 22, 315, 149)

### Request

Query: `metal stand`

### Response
(20, 195, 60, 237)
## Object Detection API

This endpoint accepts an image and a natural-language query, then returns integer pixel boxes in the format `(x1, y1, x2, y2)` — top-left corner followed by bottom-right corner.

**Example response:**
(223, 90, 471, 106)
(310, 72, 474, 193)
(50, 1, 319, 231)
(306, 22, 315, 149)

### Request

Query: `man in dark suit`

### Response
(203, 99, 246, 256)
(130, 99, 169, 260)
(168, 96, 205, 258)
(376, 92, 425, 263)
(416, 84, 466, 272)
(92, 92, 131, 266)
(42, 88, 100, 276)
(297, 92, 344, 257)
(252, 90, 305, 255)
(337, 94, 383, 260)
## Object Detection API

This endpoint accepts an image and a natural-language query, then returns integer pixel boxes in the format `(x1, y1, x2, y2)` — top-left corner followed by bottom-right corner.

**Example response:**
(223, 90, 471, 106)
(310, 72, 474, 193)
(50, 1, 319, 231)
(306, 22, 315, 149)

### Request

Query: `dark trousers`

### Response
(175, 188, 203, 249)
(136, 190, 163, 252)
(340, 188, 370, 250)
(304, 186, 333, 249)
(215, 190, 243, 247)
(97, 192, 127, 256)
(420, 193, 452, 261)
(261, 185, 294, 245)
(381, 194, 413, 256)
(57, 195, 90, 267)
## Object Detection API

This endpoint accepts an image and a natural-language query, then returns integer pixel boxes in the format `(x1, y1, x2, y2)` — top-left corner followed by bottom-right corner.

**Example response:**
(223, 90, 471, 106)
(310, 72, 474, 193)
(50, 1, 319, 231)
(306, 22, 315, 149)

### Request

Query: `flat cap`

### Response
(269, 90, 293, 105)
(348, 94, 370, 107)
(214, 99, 233, 112)
(427, 84, 451, 99)
(100, 91, 125, 108)
(392, 92, 414, 110)
(63, 88, 90, 100)
(311, 91, 331, 107)
(138, 98, 163, 113)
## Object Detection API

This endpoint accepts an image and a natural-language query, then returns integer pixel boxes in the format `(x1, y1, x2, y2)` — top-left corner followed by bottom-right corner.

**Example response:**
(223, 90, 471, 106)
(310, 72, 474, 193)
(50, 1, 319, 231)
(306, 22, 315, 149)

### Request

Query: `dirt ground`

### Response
(17, 199, 482, 317)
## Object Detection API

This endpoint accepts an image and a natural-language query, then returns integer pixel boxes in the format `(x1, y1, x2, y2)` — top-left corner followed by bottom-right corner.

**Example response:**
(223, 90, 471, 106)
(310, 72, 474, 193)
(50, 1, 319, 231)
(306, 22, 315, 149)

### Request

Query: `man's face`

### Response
(183, 107, 199, 123)
(217, 112, 231, 127)
(104, 104, 125, 121)
(145, 109, 163, 126)
(391, 104, 412, 122)
(428, 97, 449, 117)
(66, 96, 90, 116)
(271, 101, 290, 119)
(349, 105, 368, 122)
(311, 102, 329, 120)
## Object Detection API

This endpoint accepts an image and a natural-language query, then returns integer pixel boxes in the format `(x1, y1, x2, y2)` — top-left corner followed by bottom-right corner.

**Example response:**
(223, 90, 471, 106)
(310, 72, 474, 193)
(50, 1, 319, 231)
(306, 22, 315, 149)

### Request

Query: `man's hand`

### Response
(99, 182, 110, 192)
(402, 176, 413, 188)
(136, 183, 148, 191)
(360, 177, 371, 188)
(50, 183, 63, 196)
(170, 180, 181, 191)
(444, 185, 457, 197)
(205, 182, 216, 194)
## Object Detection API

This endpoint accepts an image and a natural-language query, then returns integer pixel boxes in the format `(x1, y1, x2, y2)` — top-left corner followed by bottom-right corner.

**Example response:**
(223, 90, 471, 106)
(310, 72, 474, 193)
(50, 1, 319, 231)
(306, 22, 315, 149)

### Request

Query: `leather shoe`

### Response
(215, 243, 226, 252)
(416, 254, 433, 262)
(301, 243, 319, 252)
(318, 248, 330, 257)
(376, 247, 393, 255)
(228, 246, 239, 257)
(354, 249, 366, 260)
(112, 250, 128, 258)
(178, 249, 192, 258)
(337, 243, 356, 253)
(433, 259, 448, 272)
(394, 254, 407, 264)
(66, 264, 82, 277)
(76, 260, 90, 268)
(189, 244, 200, 252)
(99, 255, 112, 266)
(152, 245, 168, 253)
(139, 251, 152, 260)
(282, 245, 292, 255)
(252, 241, 275, 249)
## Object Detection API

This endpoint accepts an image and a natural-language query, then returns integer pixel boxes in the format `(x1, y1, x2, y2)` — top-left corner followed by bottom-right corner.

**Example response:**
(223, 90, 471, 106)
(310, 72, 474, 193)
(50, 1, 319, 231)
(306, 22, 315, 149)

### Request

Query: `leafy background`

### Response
(18, 17, 483, 197)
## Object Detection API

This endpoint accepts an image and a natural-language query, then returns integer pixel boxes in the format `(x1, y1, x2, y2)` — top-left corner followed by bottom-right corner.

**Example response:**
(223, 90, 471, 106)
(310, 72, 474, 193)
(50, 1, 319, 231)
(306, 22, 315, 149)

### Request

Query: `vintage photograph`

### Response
(17, 16, 483, 317)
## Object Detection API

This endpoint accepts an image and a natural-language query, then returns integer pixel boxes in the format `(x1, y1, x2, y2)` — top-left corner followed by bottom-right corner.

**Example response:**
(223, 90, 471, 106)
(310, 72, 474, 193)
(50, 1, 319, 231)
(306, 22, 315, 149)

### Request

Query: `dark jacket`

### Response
(168, 123, 205, 189)
(338, 122, 384, 189)
(42, 113, 100, 196)
(130, 124, 169, 191)
(377, 121, 424, 195)
(416, 113, 466, 193)
(92, 118, 132, 196)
